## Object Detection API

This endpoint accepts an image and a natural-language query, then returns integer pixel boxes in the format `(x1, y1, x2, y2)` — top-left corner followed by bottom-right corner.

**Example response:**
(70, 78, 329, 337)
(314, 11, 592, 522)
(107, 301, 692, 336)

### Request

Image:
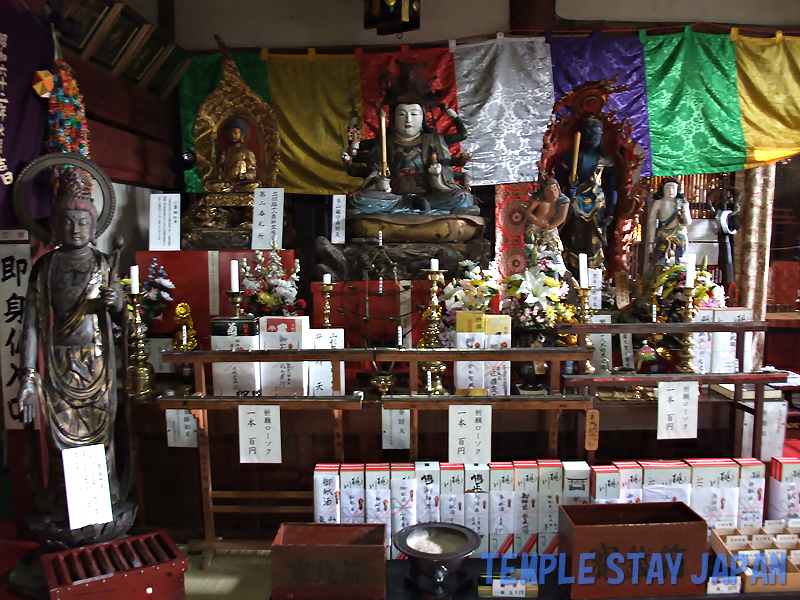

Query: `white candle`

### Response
(578, 254, 589, 288)
(323, 273, 332, 285)
(397, 325, 403, 348)
(684, 254, 696, 288)
(378, 277, 383, 294)
(182, 325, 188, 349)
(652, 303, 657, 323)
(427, 371, 433, 391)
(230, 260, 239, 292)
(431, 258, 439, 271)
(129, 266, 139, 294)
(378, 230, 383, 246)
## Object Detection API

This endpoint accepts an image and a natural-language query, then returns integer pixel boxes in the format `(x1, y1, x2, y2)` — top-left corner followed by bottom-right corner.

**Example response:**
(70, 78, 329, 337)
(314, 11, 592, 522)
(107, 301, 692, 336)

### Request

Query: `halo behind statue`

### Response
(12, 153, 115, 244)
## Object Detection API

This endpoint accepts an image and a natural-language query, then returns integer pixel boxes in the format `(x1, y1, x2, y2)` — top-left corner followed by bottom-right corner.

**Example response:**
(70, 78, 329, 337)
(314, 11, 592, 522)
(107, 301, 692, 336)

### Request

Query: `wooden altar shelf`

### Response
(381, 395, 593, 410)
(556, 321, 769, 334)
(159, 345, 594, 568)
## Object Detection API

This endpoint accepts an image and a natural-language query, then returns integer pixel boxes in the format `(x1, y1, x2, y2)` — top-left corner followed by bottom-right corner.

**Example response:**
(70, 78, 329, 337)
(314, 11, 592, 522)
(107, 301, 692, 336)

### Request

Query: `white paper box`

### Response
(441, 463, 465, 526)
(391, 464, 416, 558)
(314, 464, 341, 524)
(513, 461, 538, 554)
(340, 464, 365, 524)
(465, 463, 490, 556)
(614, 461, 643, 504)
(735, 458, 766, 525)
(210, 318, 261, 396)
(485, 315, 511, 396)
(366, 463, 391, 558)
(563, 461, 591, 505)
(693, 308, 715, 374)
(641, 461, 692, 505)
(589, 315, 612, 371)
(538, 460, 562, 534)
(260, 331, 305, 395)
(768, 457, 800, 521)
(741, 400, 788, 461)
(591, 465, 620, 502)
(455, 312, 486, 394)
(686, 459, 740, 527)
(489, 462, 515, 554)
(306, 328, 345, 396)
(712, 308, 753, 373)
(415, 461, 441, 524)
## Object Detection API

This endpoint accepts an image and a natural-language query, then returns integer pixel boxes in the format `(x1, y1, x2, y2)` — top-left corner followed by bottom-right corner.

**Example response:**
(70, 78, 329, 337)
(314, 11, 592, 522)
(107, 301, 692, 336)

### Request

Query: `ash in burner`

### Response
(406, 529, 468, 555)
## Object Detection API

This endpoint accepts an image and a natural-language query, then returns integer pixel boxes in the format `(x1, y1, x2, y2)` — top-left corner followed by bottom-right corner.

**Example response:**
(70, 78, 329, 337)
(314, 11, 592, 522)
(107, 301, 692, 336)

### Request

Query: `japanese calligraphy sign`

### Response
(331, 194, 346, 244)
(381, 407, 410, 449)
(0, 30, 11, 187)
(165, 409, 198, 448)
(207, 250, 220, 316)
(614, 271, 631, 309)
(1, 242, 30, 429)
(306, 328, 344, 396)
(238, 405, 282, 463)
(148, 194, 181, 250)
(252, 188, 284, 249)
(620, 333, 634, 369)
(588, 268, 603, 309)
(448, 405, 492, 463)
(589, 314, 612, 371)
(62, 444, 113, 530)
(399, 279, 412, 348)
(313, 464, 341, 523)
(657, 381, 698, 440)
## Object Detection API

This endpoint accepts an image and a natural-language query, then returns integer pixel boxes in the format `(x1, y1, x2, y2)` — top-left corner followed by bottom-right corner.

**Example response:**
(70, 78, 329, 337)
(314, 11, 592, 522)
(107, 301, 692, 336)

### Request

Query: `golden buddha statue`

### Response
(206, 118, 260, 193)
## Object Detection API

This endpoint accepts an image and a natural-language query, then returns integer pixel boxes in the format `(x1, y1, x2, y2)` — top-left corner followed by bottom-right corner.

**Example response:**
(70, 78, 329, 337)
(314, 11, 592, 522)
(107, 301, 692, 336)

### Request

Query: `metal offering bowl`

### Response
(394, 523, 480, 598)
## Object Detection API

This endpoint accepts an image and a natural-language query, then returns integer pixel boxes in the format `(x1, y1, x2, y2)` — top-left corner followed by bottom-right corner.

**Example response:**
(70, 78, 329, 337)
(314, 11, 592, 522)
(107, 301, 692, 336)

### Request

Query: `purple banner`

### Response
(548, 32, 652, 177)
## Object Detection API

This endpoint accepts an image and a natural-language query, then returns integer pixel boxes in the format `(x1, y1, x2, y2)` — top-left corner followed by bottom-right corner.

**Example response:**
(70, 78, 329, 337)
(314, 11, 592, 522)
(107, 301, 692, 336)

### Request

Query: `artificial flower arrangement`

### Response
(652, 259, 726, 315)
(501, 246, 576, 330)
(437, 260, 501, 346)
(240, 243, 306, 316)
(121, 259, 175, 332)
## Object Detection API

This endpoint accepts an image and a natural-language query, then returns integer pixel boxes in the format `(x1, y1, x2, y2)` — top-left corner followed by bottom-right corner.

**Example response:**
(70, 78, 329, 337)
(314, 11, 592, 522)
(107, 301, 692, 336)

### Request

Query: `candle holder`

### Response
(676, 286, 697, 373)
(576, 287, 595, 375)
(419, 268, 447, 395)
(127, 293, 156, 401)
(321, 282, 334, 328)
(225, 290, 245, 317)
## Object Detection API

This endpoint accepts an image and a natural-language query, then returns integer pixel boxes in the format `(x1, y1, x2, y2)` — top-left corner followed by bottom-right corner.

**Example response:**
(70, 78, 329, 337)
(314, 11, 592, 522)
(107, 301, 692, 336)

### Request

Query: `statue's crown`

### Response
(53, 167, 97, 220)
(381, 61, 444, 107)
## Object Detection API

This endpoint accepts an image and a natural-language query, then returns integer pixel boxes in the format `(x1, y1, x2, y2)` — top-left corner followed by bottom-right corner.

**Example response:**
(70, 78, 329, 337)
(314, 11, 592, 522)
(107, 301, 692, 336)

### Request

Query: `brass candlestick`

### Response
(576, 287, 595, 375)
(225, 290, 245, 317)
(419, 268, 446, 395)
(677, 286, 697, 373)
(321, 282, 334, 328)
(127, 293, 156, 401)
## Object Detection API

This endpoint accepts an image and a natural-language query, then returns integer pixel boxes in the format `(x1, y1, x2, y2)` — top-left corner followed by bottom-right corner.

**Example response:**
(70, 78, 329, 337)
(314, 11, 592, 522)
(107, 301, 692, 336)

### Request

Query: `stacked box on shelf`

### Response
(484, 315, 511, 396)
(390, 464, 416, 559)
(260, 316, 309, 396)
(613, 461, 643, 503)
(712, 308, 753, 373)
(455, 312, 486, 395)
(365, 463, 391, 558)
(489, 462, 515, 554)
(513, 461, 538, 554)
(693, 308, 715, 374)
(305, 327, 346, 396)
(640, 460, 692, 504)
(768, 457, 800, 522)
(440, 463, 465, 526)
(415, 461, 440, 524)
(210, 316, 261, 396)
(590, 465, 620, 504)
(538, 460, 562, 554)
(465, 463, 490, 556)
(686, 458, 739, 527)
(736, 458, 766, 526)
(340, 464, 365, 524)
(314, 464, 341, 524)
(562, 461, 591, 506)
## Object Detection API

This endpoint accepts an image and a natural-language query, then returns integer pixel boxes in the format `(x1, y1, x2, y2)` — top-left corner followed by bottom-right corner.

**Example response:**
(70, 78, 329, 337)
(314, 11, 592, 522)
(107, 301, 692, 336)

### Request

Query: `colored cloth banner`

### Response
(643, 30, 746, 176)
(357, 46, 460, 153)
(267, 53, 362, 194)
(178, 51, 270, 193)
(734, 32, 800, 168)
(455, 38, 553, 185)
(549, 32, 653, 177)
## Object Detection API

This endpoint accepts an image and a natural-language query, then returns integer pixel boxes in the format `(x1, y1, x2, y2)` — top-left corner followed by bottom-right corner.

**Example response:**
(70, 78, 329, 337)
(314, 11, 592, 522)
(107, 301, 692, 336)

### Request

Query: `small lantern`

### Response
(364, 0, 421, 35)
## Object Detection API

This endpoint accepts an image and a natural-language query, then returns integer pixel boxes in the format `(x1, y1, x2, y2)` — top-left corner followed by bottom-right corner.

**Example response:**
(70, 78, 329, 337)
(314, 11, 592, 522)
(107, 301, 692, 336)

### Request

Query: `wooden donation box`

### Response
(41, 531, 188, 600)
(559, 503, 707, 599)
(272, 523, 387, 600)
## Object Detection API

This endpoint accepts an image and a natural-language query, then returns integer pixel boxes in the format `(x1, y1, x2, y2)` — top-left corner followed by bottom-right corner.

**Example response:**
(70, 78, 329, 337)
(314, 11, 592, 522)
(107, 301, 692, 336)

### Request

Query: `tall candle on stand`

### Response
(129, 265, 139, 295)
(431, 258, 439, 271)
(230, 260, 239, 292)
(427, 371, 433, 392)
(578, 254, 589, 288)
(684, 254, 696, 288)
(378, 277, 383, 295)
(378, 230, 383, 246)
(323, 273, 332, 285)
(397, 326, 403, 348)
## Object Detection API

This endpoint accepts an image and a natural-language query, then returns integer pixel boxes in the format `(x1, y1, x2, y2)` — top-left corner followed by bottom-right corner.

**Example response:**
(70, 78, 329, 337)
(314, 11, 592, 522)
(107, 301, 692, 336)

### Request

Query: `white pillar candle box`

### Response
(465, 463, 490, 556)
(735, 458, 766, 526)
(538, 460, 563, 536)
(455, 312, 486, 395)
(441, 463, 465, 526)
(591, 465, 621, 503)
(305, 327, 345, 395)
(711, 308, 753, 373)
(613, 461, 643, 504)
(313, 463, 341, 524)
(366, 463, 391, 557)
(686, 459, 740, 527)
(390, 463, 417, 558)
(489, 462, 515, 554)
(563, 461, 591, 505)
(415, 461, 441, 524)
(768, 457, 800, 522)
(210, 317, 261, 397)
(692, 308, 715, 374)
(513, 460, 538, 554)
(640, 461, 692, 505)
(339, 464, 365, 524)
(260, 315, 309, 396)
(485, 315, 511, 396)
